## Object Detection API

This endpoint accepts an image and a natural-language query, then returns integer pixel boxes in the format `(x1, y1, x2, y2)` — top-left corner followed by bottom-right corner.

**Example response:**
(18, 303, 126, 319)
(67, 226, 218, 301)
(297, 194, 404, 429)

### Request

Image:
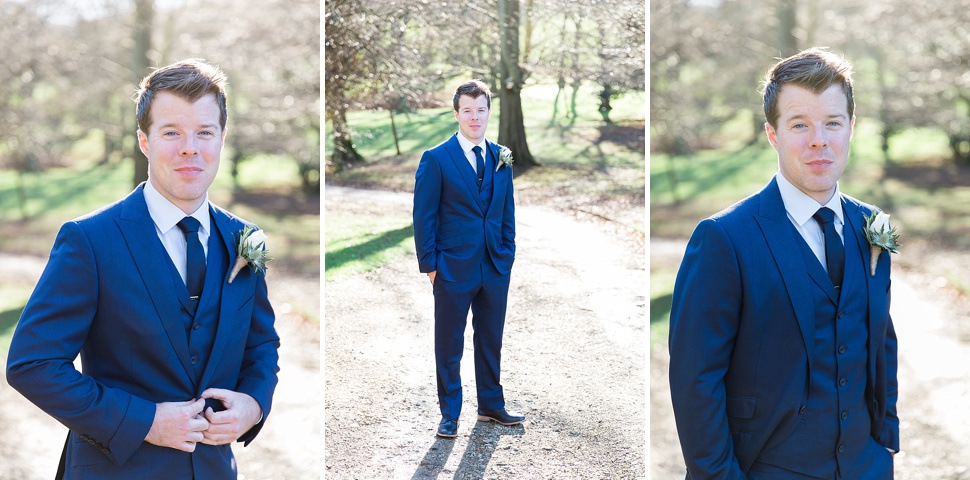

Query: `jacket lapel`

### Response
(198, 206, 248, 389)
(444, 134, 484, 213)
(115, 185, 194, 381)
(486, 141, 508, 216)
(754, 178, 818, 370)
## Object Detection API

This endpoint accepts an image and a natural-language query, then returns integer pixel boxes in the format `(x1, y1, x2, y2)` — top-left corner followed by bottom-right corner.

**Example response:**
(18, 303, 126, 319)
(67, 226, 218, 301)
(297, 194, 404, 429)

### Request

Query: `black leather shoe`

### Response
(437, 418, 458, 438)
(477, 408, 525, 426)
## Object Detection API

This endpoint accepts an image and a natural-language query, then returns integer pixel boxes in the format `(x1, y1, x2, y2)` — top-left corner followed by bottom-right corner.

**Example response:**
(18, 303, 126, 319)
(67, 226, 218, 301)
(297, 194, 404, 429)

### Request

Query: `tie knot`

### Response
(177, 217, 201, 235)
(472, 146, 482, 155)
(813, 207, 836, 226)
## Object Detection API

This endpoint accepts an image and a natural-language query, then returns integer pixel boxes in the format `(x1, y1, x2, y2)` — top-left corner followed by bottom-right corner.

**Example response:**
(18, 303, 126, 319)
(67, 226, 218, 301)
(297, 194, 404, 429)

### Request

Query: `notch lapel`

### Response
(486, 142, 508, 216)
(445, 134, 486, 214)
(115, 186, 194, 382)
(754, 179, 818, 370)
(198, 208, 248, 389)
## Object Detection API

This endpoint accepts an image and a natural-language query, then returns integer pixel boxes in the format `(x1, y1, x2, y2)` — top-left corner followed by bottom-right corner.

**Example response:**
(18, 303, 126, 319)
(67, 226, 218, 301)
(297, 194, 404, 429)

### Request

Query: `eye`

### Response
(827, 121, 843, 128)
(199, 130, 215, 137)
(791, 123, 807, 130)
(163, 131, 179, 137)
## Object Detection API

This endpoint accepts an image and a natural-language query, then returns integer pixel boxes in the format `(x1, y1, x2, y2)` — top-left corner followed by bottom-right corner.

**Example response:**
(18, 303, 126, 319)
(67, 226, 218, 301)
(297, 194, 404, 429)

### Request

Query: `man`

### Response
(668, 48, 899, 479)
(412, 80, 523, 438)
(6, 60, 280, 479)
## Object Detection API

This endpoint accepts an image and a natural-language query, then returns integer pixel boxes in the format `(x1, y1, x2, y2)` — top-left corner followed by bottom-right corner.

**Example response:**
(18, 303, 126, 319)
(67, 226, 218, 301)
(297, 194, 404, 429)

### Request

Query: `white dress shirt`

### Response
(143, 180, 211, 287)
(775, 172, 844, 273)
(456, 131, 488, 175)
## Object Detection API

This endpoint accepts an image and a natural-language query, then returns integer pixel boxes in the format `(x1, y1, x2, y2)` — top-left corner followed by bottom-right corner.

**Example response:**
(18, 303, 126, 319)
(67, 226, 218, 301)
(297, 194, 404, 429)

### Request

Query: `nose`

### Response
(809, 126, 828, 148)
(179, 135, 199, 156)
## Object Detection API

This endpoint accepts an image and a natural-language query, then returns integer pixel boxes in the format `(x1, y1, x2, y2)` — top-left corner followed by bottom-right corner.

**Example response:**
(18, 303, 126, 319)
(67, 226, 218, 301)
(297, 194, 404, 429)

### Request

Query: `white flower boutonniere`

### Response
(863, 211, 900, 276)
(228, 225, 272, 283)
(495, 146, 513, 172)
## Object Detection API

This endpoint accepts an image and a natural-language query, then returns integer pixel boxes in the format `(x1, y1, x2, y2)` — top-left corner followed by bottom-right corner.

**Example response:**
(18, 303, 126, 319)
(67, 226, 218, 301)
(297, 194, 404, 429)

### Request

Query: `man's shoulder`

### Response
(70, 185, 144, 227)
(425, 134, 458, 156)
(841, 193, 879, 216)
(210, 203, 252, 231)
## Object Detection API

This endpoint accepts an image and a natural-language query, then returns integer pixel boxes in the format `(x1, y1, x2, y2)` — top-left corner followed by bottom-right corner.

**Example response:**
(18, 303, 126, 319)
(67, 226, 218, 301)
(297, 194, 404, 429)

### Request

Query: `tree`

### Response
(131, 0, 152, 187)
(497, 0, 536, 167)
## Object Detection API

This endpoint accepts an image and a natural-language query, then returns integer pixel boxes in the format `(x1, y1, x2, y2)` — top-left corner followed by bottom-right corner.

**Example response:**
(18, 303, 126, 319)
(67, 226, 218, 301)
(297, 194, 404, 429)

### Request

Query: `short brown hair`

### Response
(134, 59, 228, 133)
(761, 48, 854, 128)
(452, 80, 491, 112)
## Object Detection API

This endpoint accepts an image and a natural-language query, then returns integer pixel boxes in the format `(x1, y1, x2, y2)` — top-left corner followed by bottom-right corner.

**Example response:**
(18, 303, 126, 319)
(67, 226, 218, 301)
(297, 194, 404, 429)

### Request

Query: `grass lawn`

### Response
(325, 81, 646, 279)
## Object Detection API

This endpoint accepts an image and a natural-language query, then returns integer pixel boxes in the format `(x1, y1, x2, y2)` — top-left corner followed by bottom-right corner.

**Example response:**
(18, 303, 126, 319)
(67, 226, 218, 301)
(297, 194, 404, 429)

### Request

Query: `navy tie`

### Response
(177, 217, 206, 301)
(813, 207, 844, 289)
(473, 146, 485, 187)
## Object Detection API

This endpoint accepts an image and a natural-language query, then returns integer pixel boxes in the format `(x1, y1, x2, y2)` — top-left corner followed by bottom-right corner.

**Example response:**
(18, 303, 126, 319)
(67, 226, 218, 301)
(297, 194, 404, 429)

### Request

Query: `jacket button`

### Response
(838, 443, 846, 453)
(798, 405, 807, 414)
(193, 322, 201, 330)
(191, 356, 199, 364)
(838, 345, 847, 354)
(838, 311, 845, 319)
(841, 411, 849, 420)
(839, 378, 847, 387)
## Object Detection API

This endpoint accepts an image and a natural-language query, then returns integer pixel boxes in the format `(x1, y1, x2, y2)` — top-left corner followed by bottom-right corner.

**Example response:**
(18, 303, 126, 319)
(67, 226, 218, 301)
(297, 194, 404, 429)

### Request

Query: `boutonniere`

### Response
(495, 146, 513, 172)
(863, 211, 900, 276)
(228, 225, 271, 283)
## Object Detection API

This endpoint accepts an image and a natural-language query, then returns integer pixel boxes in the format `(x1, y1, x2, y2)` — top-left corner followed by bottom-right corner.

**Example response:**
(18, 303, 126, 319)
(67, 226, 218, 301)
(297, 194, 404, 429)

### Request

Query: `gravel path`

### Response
(324, 186, 646, 479)
(650, 237, 970, 479)
(0, 253, 320, 480)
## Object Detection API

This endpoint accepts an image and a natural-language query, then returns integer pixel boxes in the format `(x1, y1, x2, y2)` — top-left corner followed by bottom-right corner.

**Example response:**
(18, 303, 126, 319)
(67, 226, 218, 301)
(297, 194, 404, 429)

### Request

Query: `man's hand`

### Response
(199, 388, 263, 445)
(145, 398, 209, 452)
(428, 270, 437, 285)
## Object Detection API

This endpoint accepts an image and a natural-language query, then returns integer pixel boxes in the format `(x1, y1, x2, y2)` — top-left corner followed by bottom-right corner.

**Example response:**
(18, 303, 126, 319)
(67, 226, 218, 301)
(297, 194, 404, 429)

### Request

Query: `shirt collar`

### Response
(143, 180, 211, 235)
(775, 172, 843, 227)
(456, 131, 487, 154)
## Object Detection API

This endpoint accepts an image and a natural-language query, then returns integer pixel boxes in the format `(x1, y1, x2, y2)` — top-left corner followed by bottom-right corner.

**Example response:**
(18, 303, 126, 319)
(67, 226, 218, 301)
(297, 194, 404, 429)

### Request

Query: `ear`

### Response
(765, 122, 778, 149)
(136, 129, 150, 157)
(453, 110, 459, 122)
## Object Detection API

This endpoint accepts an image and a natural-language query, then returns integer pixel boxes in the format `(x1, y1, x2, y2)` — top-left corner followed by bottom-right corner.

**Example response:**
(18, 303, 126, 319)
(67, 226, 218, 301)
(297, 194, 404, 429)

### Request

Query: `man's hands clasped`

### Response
(145, 389, 262, 452)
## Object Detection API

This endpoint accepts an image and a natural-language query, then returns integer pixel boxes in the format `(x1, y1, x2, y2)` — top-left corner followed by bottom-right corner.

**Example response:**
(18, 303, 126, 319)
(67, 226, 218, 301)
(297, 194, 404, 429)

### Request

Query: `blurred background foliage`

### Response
(325, 0, 645, 171)
(0, 0, 320, 212)
(651, 0, 970, 164)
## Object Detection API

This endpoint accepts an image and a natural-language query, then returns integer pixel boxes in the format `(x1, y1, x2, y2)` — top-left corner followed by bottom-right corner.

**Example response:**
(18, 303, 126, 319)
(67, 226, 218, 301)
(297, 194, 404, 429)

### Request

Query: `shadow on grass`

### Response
(650, 145, 766, 205)
(650, 293, 673, 325)
(0, 163, 121, 221)
(325, 224, 414, 273)
(1, 305, 24, 344)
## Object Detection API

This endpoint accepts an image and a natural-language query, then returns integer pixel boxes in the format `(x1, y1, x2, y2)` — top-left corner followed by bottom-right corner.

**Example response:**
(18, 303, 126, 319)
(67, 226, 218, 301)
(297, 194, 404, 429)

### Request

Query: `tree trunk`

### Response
(776, 0, 798, 57)
(328, 108, 363, 172)
(131, 0, 153, 188)
(497, 0, 537, 167)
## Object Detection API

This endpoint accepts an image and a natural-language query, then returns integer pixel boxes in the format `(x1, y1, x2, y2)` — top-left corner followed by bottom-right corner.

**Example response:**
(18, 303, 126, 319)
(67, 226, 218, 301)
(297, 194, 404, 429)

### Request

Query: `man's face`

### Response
(454, 94, 490, 143)
(138, 91, 225, 214)
(766, 83, 854, 205)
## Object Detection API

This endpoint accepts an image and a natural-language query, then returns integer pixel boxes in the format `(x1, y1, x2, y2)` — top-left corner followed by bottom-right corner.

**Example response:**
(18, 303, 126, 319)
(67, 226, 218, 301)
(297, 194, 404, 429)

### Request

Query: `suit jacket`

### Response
(413, 133, 515, 282)
(667, 178, 899, 479)
(6, 184, 280, 479)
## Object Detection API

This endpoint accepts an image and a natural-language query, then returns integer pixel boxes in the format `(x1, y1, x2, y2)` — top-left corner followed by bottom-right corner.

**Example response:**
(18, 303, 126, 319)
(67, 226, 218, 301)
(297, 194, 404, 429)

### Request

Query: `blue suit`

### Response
(668, 178, 898, 479)
(413, 133, 516, 420)
(6, 184, 280, 479)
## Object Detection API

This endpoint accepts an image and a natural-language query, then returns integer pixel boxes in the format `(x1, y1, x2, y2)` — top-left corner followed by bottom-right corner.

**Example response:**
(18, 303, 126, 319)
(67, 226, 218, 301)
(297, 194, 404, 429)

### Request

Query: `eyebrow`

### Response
(785, 113, 848, 122)
(157, 122, 221, 130)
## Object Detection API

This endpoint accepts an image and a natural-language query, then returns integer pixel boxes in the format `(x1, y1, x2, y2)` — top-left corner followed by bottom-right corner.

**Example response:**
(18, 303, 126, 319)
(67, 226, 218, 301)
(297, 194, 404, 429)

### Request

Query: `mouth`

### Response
(806, 159, 832, 168)
(174, 166, 204, 175)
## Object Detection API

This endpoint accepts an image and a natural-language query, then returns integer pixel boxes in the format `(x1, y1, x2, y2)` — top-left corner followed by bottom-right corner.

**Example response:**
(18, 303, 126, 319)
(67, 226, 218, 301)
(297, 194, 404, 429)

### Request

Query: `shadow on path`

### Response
(412, 421, 525, 480)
